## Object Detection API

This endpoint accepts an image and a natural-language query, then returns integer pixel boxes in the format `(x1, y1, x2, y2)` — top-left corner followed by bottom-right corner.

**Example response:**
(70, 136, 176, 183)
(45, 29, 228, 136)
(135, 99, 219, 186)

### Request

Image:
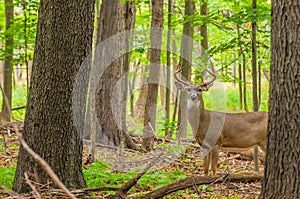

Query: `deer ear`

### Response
(175, 81, 187, 90)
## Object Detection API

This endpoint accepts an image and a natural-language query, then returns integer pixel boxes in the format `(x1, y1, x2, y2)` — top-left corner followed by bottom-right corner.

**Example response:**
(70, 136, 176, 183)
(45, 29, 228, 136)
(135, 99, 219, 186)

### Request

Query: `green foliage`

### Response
(83, 159, 186, 192)
(157, 117, 178, 137)
(0, 0, 39, 66)
(0, 85, 27, 120)
(0, 167, 16, 189)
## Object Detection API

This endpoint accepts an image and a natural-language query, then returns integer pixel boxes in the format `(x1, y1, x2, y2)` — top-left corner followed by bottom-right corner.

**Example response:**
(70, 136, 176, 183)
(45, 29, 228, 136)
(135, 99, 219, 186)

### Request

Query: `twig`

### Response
(191, 173, 201, 198)
(0, 184, 20, 197)
(0, 131, 10, 155)
(114, 153, 163, 198)
(24, 172, 41, 199)
(0, 83, 20, 121)
(83, 139, 138, 153)
(13, 125, 77, 199)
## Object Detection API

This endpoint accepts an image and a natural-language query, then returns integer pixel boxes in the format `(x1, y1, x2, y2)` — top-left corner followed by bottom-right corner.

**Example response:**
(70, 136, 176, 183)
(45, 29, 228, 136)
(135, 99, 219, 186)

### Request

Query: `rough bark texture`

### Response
(13, 0, 94, 193)
(260, 0, 300, 198)
(142, 0, 164, 151)
(178, 0, 194, 139)
(95, 0, 137, 149)
(1, 0, 14, 121)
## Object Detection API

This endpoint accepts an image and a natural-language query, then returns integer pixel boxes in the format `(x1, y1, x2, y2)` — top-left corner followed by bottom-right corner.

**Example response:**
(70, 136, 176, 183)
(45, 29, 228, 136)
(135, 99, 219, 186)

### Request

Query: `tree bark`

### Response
(251, 0, 259, 172)
(142, 0, 164, 151)
(165, 0, 173, 137)
(95, 0, 137, 150)
(1, 0, 14, 121)
(178, 0, 195, 140)
(13, 0, 94, 193)
(260, 0, 300, 198)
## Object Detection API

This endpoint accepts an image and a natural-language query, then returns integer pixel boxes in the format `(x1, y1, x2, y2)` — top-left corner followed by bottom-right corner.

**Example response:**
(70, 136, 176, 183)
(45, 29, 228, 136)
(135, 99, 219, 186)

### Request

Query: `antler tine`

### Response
(201, 60, 216, 86)
(174, 67, 191, 86)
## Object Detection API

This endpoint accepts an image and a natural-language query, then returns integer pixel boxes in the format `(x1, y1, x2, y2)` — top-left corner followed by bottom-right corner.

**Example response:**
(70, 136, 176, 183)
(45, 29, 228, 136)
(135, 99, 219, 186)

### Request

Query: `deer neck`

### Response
(187, 97, 210, 135)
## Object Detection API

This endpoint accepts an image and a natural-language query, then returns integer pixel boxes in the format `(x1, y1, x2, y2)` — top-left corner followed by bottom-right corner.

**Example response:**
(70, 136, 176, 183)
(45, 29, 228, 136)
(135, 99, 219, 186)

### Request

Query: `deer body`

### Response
(175, 68, 268, 176)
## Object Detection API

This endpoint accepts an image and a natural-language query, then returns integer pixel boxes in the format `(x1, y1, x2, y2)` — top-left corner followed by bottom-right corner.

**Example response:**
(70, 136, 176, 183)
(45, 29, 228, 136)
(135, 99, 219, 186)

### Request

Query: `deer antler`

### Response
(174, 67, 191, 86)
(200, 60, 216, 87)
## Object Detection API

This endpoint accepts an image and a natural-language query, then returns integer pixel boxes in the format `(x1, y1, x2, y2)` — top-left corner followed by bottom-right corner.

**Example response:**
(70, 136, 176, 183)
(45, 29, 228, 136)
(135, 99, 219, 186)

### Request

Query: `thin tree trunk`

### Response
(178, 0, 195, 140)
(165, 0, 172, 137)
(238, 51, 243, 110)
(89, 0, 101, 162)
(200, 0, 208, 54)
(142, 0, 164, 151)
(251, 0, 259, 173)
(237, 25, 249, 112)
(1, 0, 14, 121)
(119, 0, 135, 169)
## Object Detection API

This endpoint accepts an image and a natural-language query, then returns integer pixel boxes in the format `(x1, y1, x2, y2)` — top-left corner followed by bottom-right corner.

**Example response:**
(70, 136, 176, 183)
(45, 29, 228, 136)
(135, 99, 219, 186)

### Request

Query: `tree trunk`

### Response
(1, 0, 14, 121)
(238, 51, 243, 110)
(142, 0, 164, 151)
(13, 0, 94, 193)
(95, 0, 137, 150)
(237, 25, 249, 112)
(165, 0, 173, 137)
(200, 0, 208, 53)
(251, 0, 259, 172)
(178, 0, 194, 140)
(260, 0, 300, 198)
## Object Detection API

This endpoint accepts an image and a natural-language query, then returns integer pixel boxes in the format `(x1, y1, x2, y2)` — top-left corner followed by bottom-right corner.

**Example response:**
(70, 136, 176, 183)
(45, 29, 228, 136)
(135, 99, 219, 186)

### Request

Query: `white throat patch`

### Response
(187, 99, 200, 109)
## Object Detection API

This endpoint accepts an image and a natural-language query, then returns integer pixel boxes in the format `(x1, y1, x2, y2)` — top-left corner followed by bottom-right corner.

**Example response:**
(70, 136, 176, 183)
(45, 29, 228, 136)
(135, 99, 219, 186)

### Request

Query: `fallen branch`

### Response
(113, 153, 163, 198)
(0, 184, 20, 197)
(139, 172, 263, 199)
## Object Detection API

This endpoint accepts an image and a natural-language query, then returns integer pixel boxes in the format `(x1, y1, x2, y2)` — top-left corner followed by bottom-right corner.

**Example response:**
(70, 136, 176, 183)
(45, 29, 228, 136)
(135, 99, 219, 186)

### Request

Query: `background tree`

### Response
(13, 0, 94, 192)
(177, 0, 195, 139)
(142, 0, 164, 151)
(260, 0, 300, 198)
(95, 0, 137, 149)
(1, 0, 14, 121)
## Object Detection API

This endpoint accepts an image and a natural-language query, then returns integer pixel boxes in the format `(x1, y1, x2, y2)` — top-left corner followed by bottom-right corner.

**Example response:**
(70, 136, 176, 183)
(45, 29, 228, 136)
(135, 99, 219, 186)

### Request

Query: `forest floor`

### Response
(0, 122, 263, 198)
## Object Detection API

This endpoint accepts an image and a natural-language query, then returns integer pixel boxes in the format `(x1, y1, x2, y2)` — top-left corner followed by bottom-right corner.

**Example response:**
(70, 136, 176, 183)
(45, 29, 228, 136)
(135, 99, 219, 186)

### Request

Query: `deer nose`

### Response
(191, 94, 198, 100)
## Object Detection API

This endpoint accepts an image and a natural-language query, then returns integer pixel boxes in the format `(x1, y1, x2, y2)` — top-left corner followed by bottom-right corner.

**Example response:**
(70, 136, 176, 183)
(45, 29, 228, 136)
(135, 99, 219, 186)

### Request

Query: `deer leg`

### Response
(258, 140, 267, 153)
(211, 146, 220, 175)
(203, 152, 211, 176)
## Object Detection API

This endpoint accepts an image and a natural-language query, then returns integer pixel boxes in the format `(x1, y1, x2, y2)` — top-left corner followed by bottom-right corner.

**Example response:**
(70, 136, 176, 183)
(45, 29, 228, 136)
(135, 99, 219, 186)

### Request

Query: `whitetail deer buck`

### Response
(174, 67, 268, 176)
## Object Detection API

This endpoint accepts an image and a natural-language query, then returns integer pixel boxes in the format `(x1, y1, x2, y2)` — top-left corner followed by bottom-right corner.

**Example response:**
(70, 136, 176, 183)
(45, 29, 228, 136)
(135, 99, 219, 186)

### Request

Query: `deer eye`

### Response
(187, 88, 191, 92)
(198, 88, 202, 92)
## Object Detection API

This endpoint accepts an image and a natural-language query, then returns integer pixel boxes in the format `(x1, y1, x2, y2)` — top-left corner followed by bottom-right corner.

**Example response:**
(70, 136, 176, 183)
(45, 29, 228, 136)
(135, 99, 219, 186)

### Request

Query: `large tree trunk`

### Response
(1, 0, 14, 121)
(142, 0, 164, 151)
(95, 0, 137, 149)
(260, 0, 300, 198)
(13, 0, 94, 193)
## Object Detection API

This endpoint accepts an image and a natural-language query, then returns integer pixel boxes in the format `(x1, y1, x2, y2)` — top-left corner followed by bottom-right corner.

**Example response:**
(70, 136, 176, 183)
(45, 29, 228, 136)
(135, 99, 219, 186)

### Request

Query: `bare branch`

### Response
(24, 172, 41, 199)
(114, 153, 163, 198)
(139, 172, 262, 199)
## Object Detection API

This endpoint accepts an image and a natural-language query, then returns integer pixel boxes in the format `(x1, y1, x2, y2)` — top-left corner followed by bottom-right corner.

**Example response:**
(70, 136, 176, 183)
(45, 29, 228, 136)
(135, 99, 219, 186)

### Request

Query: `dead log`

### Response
(139, 172, 263, 199)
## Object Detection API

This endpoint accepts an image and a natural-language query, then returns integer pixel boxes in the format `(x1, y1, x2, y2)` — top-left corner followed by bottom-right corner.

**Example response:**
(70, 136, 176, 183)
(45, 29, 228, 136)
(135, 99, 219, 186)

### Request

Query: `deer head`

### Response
(174, 66, 216, 103)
